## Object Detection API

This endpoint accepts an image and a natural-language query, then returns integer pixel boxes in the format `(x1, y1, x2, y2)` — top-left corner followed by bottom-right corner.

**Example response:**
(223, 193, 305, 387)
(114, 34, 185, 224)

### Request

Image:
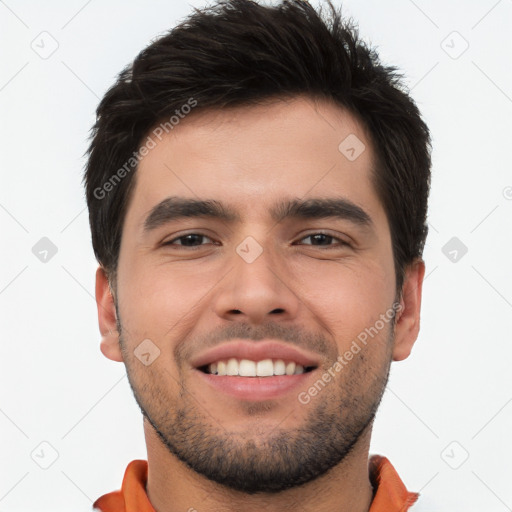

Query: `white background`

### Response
(1, 0, 511, 510)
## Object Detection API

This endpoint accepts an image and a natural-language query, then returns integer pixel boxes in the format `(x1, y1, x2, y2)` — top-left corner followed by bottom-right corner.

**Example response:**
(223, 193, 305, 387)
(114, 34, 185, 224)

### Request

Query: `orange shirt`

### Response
(93, 454, 419, 512)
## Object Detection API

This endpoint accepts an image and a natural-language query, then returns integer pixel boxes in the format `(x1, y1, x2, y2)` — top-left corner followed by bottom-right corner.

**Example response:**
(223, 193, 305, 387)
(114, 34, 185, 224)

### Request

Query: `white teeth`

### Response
(239, 359, 256, 376)
(273, 359, 286, 375)
(226, 358, 239, 376)
(285, 361, 296, 375)
(256, 359, 274, 376)
(206, 359, 309, 376)
(217, 361, 226, 376)
(294, 364, 304, 375)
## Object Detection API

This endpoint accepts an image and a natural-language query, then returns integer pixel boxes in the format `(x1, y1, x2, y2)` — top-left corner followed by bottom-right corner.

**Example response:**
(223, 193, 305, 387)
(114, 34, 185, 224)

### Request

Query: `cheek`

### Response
(123, 352, 183, 412)
(117, 259, 222, 345)
(289, 258, 394, 347)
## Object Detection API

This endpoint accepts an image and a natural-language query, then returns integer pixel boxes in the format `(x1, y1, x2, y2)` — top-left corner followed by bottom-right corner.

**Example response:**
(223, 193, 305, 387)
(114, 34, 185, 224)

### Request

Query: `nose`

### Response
(212, 239, 301, 324)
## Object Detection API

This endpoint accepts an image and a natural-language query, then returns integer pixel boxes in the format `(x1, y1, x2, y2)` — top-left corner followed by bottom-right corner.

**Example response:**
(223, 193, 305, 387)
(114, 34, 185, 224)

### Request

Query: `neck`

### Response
(144, 419, 375, 512)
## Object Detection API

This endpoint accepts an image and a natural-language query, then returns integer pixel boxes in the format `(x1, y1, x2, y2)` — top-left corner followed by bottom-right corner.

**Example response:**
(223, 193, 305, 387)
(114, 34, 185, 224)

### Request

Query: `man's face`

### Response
(97, 96, 423, 493)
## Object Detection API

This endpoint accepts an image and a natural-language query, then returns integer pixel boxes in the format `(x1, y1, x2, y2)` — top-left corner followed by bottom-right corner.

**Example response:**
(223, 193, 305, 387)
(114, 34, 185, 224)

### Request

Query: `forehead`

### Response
(124, 96, 384, 231)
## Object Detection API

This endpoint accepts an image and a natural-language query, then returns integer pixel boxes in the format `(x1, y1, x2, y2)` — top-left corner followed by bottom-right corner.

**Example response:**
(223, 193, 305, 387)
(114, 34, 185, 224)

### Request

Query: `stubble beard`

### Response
(120, 325, 394, 494)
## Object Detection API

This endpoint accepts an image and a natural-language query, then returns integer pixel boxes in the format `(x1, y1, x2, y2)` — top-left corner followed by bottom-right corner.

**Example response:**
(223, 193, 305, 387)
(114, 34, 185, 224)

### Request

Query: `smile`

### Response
(200, 358, 316, 377)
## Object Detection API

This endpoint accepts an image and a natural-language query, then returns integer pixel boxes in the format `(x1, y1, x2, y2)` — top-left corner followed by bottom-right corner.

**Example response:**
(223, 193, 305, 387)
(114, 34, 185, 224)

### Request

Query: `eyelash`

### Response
(162, 232, 350, 249)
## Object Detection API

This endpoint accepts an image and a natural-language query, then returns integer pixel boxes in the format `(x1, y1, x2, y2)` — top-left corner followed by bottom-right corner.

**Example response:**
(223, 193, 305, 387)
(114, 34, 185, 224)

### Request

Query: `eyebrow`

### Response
(142, 196, 373, 234)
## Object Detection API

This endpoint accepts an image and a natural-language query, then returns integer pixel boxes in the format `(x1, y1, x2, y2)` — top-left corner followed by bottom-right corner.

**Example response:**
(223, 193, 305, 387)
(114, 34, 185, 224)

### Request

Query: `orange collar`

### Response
(368, 454, 419, 511)
(93, 455, 418, 512)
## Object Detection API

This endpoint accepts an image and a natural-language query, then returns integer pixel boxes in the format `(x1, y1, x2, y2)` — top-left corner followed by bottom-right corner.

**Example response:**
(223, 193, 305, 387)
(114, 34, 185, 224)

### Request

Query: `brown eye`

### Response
(164, 234, 214, 247)
(299, 233, 349, 247)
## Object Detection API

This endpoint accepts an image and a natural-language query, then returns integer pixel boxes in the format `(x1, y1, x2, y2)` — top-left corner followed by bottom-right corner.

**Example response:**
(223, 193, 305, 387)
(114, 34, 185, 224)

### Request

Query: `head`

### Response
(86, 0, 430, 494)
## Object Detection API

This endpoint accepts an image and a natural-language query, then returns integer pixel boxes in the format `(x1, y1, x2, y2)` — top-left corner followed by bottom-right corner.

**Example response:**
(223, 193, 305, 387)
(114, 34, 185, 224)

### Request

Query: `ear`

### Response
(392, 259, 425, 361)
(95, 266, 123, 362)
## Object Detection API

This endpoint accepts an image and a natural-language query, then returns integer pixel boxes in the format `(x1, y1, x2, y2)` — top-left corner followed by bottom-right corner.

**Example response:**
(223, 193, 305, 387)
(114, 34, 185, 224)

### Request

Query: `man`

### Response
(84, 0, 431, 510)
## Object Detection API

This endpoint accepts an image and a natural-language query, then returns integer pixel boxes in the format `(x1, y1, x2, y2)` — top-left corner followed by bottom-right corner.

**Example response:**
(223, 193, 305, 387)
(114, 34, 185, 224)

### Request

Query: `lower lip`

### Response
(195, 369, 316, 401)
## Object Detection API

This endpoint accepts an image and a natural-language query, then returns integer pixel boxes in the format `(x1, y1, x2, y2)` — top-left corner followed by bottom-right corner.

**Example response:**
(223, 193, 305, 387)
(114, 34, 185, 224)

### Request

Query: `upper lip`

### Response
(191, 340, 321, 369)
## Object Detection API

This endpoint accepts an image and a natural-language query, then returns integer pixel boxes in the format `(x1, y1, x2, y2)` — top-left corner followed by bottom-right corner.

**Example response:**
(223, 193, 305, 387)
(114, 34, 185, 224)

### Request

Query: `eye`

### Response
(162, 232, 349, 249)
(297, 232, 349, 248)
(163, 233, 216, 247)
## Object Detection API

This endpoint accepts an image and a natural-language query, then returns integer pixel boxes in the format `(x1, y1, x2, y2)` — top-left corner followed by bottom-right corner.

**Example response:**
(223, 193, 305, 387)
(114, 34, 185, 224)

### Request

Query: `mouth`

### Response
(191, 340, 321, 400)
(198, 358, 317, 377)
(195, 358, 319, 401)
